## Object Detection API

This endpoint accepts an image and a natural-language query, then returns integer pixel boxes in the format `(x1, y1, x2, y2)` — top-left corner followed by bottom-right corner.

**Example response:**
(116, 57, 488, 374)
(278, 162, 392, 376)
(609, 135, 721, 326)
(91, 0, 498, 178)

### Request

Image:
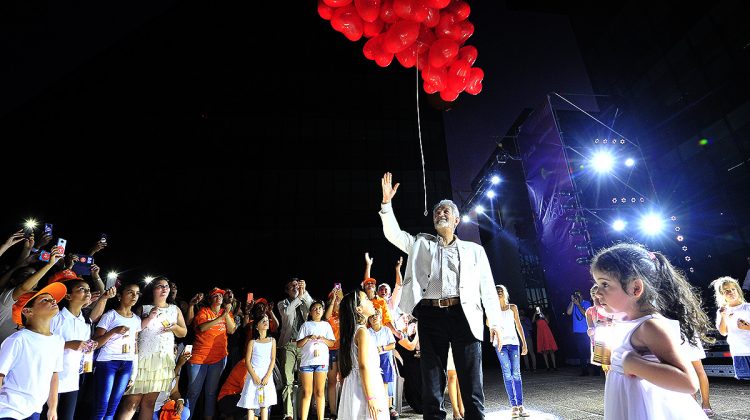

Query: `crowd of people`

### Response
(1, 173, 749, 420)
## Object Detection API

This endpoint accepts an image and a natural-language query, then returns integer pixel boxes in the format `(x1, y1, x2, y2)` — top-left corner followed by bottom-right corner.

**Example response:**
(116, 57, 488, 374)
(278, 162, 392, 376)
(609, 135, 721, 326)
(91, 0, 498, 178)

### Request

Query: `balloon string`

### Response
(415, 62, 428, 217)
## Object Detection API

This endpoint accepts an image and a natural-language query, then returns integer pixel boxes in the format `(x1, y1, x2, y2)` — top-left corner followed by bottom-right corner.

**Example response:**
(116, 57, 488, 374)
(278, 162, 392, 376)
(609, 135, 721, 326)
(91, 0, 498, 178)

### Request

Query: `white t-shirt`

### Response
(296, 321, 334, 367)
(95, 309, 143, 362)
(717, 303, 750, 356)
(368, 326, 395, 355)
(50, 307, 92, 393)
(0, 329, 64, 418)
(0, 289, 19, 345)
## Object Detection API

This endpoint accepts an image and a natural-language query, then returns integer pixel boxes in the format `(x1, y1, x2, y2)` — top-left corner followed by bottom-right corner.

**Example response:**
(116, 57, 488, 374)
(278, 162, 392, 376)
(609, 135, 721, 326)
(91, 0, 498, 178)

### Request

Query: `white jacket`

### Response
(379, 202, 502, 341)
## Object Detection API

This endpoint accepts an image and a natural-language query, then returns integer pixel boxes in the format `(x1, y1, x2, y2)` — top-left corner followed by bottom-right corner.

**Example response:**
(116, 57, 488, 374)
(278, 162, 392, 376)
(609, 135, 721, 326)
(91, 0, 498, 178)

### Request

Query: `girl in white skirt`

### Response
(238, 313, 276, 420)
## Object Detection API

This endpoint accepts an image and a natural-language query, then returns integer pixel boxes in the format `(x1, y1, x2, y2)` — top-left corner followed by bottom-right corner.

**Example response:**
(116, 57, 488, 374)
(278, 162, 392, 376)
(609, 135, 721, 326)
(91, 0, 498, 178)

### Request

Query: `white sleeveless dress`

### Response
(604, 314, 708, 420)
(338, 325, 389, 419)
(126, 304, 179, 394)
(237, 339, 277, 409)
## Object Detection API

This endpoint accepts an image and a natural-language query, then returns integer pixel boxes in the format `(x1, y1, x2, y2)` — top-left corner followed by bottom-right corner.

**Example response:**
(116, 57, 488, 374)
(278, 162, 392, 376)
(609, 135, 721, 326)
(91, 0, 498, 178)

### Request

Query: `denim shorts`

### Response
(299, 364, 328, 373)
(329, 349, 338, 364)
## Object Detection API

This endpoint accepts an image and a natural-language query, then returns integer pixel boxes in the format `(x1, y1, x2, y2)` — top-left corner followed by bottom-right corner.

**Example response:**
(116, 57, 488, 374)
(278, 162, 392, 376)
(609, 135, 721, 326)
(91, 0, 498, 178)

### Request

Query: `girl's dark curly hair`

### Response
(590, 242, 714, 346)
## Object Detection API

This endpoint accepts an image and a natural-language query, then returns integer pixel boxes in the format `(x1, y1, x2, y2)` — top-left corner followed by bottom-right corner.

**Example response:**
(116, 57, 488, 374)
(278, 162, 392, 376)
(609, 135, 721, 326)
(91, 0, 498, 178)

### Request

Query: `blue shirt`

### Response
(572, 300, 591, 333)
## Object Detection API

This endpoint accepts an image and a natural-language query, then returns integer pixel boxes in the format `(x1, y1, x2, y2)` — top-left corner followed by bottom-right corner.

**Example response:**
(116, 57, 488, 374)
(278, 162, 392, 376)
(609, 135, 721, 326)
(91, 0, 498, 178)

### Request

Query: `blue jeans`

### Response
(495, 345, 523, 407)
(417, 305, 485, 420)
(185, 357, 227, 419)
(94, 360, 133, 420)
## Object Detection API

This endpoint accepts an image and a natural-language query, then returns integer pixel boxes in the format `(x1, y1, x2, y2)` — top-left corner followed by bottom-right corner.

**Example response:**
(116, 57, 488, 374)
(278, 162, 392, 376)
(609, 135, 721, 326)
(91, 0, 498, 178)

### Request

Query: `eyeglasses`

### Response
(154, 284, 170, 290)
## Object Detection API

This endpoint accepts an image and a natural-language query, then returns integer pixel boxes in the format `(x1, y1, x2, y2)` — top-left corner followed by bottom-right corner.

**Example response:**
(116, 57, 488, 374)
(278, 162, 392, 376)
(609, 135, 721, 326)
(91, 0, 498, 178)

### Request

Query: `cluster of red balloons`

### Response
(318, 0, 484, 102)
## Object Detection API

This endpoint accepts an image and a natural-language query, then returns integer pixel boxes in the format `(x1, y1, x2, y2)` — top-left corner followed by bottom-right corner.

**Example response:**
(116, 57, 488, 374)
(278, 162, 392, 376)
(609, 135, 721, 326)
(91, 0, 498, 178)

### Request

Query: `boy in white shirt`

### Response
(0, 282, 67, 420)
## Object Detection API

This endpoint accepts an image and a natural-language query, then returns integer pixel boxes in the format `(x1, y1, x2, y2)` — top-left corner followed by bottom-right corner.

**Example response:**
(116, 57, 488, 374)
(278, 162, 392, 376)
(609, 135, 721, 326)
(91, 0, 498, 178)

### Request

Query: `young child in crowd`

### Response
(0, 282, 67, 420)
(711, 276, 750, 381)
(532, 307, 557, 371)
(591, 243, 712, 419)
(296, 300, 335, 420)
(338, 290, 388, 420)
(49, 273, 101, 420)
(93, 282, 143, 420)
(238, 314, 277, 420)
(368, 308, 397, 418)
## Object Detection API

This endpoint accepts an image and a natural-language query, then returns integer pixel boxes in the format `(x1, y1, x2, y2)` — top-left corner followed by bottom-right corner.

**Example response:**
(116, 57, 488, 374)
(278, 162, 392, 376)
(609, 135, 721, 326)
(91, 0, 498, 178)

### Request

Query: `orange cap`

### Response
(12, 282, 67, 327)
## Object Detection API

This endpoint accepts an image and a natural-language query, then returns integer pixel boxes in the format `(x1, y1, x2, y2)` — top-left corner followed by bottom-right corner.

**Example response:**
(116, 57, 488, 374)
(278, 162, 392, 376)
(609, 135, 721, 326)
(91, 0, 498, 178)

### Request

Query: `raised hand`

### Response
(3, 230, 25, 249)
(365, 252, 374, 266)
(381, 172, 400, 204)
(396, 256, 403, 268)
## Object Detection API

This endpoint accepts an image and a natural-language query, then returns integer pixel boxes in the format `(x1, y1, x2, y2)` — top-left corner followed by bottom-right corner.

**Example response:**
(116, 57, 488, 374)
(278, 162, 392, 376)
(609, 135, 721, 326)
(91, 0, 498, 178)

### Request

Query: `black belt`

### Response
(420, 297, 460, 308)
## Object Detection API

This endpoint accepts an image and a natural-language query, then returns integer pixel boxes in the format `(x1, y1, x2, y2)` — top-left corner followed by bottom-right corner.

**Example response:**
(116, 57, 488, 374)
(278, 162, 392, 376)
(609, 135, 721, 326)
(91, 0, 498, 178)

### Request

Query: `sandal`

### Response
(511, 407, 520, 418)
(518, 406, 531, 417)
(703, 408, 715, 418)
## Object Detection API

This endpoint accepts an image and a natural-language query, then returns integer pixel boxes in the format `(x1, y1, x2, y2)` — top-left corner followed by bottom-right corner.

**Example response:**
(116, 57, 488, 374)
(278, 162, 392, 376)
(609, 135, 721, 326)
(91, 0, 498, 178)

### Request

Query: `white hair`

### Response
(432, 199, 460, 218)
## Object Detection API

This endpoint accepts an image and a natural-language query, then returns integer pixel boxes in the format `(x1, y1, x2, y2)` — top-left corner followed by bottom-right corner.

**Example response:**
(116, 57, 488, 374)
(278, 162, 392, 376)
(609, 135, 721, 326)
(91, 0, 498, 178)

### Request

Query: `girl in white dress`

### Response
(338, 290, 389, 420)
(238, 313, 276, 420)
(590, 243, 712, 420)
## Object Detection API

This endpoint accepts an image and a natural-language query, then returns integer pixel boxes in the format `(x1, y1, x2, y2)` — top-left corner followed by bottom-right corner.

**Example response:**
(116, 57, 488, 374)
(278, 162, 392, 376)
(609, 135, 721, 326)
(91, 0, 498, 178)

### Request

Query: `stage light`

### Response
(107, 272, 118, 281)
(612, 198, 618, 204)
(670, 216, 677, 221)
(603, 139, 608, 144)
(639, 214, 665, 236)
(144, 275, 154, 284)
(639, 197, 645, 203)
(685, 256, 691, 262)
(612, 219, 627, 232)
(625, 158, 635, 167)
(475, 205, 485, 214)
(675, 226, 681, 232)
(486, 190, 496, 199)
(676, 235, 684, 241)
(631, 198, 636, 203)
(689, 267, 695, 273)
(591, 151, 615, 173)
(620, 139, 626, 144)
(699, 138, 709, 146)
(490, 175, 501, 185)
(594, 139, 600, 144)
(621, 198, 627, 203)
(461, 215, 470, 223)
(682, 246, 688, 251)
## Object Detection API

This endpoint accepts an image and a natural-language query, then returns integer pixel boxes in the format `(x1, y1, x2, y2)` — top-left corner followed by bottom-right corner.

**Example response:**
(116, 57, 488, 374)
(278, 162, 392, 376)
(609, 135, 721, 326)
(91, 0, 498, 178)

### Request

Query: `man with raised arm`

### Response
(378, 172, 503, 420)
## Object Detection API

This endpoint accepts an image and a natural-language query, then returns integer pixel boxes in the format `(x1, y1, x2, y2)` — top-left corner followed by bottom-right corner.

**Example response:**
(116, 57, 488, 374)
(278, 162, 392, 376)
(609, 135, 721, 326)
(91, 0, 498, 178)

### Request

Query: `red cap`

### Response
(254, 298, 268, 305)
(363, 278, 377, 285)
(12, 282, 67, 327)
(209, 287, 226, 297)
(47, 269, 83, 285)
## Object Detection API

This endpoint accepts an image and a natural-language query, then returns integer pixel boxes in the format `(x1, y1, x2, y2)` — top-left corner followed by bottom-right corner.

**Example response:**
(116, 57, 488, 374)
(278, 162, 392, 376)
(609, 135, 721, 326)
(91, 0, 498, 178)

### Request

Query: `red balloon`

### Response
(466, 67, 484, 95)
(457, 45, 477, 65)
(411, 0, 431, 22)
(435, 12, 459, 40)
(396, 43, 418, 68)
(447, 59, 470, 92)
(421, 64, 447, 91)
(423, 7, 440, 27)
(383, 20, 420, 53)
(380, 0, 398, 23)
(439, 88, 460, 102)
(363, 35, 384, 60)
(355, 0, 381, 23)
(423, 81, 440, 94)
(331, 5, 364, 41)
(363, 18, 385, 37)
(323, 0, 353, 6)
(446, 1, 470, 21)
(375, 51, 394, 67)
(417, 25, 437, 48)
(428, 37, 459, 68)
(318, 0, 335, 20)
(457, 21, 474, 44)
(416, 50, 429, 70)
(393, 0, 416, 20)
(423, 0, 450, 8)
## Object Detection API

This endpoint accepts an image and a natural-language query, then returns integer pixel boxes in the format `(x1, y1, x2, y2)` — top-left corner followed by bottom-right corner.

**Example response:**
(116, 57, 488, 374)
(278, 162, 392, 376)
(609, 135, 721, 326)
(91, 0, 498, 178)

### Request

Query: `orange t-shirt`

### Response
(327, 312, 340, 350)
(217, 359, 248, 401)
(371, 296, 392, 326)
(191, 307, 232, 365)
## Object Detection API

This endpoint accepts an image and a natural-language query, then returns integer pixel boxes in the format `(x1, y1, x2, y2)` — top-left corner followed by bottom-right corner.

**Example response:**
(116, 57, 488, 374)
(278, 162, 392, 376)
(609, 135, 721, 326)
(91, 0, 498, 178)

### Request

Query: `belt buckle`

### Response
(438, 298, 449, 308)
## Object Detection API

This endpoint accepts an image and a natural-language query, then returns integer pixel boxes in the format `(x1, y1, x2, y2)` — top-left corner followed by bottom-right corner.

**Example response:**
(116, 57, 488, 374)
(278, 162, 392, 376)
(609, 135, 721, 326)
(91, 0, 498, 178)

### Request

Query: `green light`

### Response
(699, 139, 709, 146)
